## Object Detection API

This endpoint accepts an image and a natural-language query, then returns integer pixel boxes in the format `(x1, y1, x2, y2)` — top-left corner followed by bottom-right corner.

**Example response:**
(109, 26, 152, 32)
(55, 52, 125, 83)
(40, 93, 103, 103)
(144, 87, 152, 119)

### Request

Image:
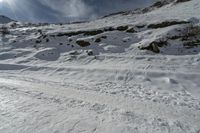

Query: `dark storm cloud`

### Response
(0, 0, 155, 23)
(0, 0, 63, 22)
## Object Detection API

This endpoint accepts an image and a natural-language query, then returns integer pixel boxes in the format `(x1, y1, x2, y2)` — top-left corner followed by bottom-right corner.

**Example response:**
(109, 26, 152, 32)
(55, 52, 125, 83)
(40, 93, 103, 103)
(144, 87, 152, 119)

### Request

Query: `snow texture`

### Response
(0, 0, 200, 133)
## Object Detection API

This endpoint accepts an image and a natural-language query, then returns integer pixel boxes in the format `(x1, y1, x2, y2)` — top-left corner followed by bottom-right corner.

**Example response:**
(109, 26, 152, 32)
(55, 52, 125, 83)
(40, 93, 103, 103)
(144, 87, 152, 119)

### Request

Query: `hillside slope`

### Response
(0, 15, 13, 24)
(0, 0, 200, 133)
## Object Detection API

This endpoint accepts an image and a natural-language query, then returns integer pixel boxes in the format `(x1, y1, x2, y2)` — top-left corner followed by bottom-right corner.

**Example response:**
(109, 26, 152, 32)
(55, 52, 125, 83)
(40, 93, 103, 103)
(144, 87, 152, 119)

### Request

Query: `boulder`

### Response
(76, 40, 91, 47)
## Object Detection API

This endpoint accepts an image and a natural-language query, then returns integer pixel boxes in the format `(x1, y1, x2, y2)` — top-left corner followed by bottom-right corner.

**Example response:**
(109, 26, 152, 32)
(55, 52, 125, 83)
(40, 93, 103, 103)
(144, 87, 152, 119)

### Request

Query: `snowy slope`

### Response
(0, 15, 13, 24)
(0, 0, 200, 133)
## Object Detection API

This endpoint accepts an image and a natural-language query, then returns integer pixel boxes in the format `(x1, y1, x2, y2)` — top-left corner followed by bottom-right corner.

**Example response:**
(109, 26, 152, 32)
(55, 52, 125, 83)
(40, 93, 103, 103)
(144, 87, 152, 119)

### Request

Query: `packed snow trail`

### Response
(0, 75, 200, 133)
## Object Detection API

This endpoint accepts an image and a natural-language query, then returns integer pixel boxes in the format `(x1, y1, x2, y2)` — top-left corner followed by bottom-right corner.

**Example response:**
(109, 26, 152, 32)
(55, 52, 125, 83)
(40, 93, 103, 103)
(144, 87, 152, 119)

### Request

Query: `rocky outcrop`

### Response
(76, 40, 91, 47)
(148, 21, 189, 29)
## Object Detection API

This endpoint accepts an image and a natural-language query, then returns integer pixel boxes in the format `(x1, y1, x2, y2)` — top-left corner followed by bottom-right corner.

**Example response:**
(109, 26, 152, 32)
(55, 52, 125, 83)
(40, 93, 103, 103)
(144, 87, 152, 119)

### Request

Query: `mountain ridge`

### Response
(0, 15, 13, 24)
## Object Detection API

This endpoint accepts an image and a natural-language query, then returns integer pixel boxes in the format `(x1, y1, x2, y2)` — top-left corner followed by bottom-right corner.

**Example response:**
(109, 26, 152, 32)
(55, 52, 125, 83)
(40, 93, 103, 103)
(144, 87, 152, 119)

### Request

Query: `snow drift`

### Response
(0, 0, 200, 133)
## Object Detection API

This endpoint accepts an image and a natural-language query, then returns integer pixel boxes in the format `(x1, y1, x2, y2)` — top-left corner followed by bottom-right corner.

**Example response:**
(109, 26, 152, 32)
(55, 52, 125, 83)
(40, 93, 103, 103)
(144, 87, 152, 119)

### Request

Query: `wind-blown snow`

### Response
(0, 0, 200, 133)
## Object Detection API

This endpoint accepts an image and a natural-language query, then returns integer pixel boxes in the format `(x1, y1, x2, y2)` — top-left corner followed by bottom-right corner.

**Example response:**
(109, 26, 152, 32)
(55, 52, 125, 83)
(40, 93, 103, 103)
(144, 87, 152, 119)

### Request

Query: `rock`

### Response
(68, 38, 73, 42)
(95, 38, 101, 43)
(57, 31, 84, 37)
(35, 40, 41, 43)
(183, 41, 200, 49)
(101, 36, 107, 39)
(136, 25, 145, 28)
(0, 27, 10, 35)
(126, 28, 136, 33)
(76, 40, 91, 47)
(175, 0, 191, 3)
(50, 35, 56, 38)
(139, 41, 167, 53)
(87, 50, 94, 56)
(151, 43, 160, 53)
(57, 29, 104, 37)
(83, 30, 104, 36)
(116, 26, 129, 31)
(42, 35, 47, 39)
(104, 27, 115, 31)
(46, 38, 49, 42)
(10, 22, 17, 28)
(148, 21, 189, 29)
(38, 29, 42, 34)
(142, 8, 150, 13)
(151, 1, 164, 8)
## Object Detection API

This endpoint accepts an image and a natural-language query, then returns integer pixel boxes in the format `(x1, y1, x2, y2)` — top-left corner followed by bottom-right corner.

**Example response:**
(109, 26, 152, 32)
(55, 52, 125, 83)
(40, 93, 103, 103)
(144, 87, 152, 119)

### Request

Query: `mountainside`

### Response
(0, 0, 200, 133)
(0, 15, 13, 24)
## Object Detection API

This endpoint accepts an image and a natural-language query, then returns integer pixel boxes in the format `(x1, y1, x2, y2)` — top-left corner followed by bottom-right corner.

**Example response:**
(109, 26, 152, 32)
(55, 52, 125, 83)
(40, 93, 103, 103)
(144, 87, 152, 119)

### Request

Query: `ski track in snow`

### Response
(0, 53, 200, 133)
(0, 75, 200, 133)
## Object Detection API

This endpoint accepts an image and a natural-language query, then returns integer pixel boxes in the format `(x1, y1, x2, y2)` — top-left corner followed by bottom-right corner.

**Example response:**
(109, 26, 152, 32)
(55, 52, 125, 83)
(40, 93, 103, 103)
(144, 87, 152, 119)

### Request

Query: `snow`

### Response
(0, 0, 200, 133)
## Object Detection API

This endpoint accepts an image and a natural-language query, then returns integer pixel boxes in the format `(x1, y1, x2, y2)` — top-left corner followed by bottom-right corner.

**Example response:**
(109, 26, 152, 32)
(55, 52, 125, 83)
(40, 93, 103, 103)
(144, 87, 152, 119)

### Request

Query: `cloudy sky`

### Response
(0, 0, 155, 23)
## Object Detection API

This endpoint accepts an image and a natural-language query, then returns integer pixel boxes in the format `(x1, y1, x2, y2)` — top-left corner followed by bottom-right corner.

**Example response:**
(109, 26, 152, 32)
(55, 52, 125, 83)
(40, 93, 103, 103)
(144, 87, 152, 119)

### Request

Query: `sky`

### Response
(0, 0, 155, 23)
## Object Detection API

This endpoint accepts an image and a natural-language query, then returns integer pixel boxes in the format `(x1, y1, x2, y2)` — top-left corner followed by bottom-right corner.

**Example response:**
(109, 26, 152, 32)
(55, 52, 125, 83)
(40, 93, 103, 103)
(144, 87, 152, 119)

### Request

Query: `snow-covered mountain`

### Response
(0, 15, 13, 24)
(0, 0, 200, 133)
